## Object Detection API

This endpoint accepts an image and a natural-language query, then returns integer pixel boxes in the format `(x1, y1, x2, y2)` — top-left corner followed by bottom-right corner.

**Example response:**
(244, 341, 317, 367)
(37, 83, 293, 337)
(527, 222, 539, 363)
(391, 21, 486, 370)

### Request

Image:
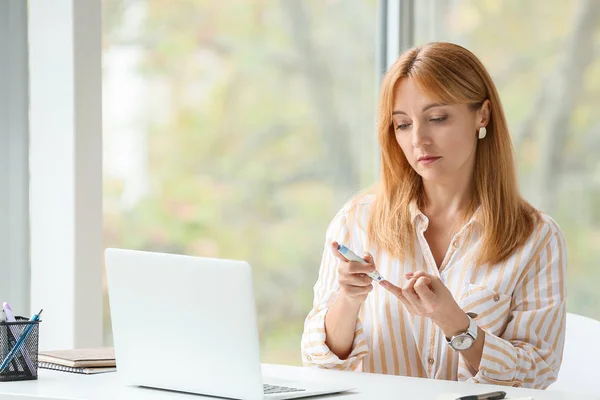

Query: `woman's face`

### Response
(391, 78, 489, 184)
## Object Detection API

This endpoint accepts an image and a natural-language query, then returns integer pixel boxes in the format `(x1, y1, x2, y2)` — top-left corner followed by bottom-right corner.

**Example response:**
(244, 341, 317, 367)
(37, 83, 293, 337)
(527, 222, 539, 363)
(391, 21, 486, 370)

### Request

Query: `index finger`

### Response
(380, 280, 404, 298)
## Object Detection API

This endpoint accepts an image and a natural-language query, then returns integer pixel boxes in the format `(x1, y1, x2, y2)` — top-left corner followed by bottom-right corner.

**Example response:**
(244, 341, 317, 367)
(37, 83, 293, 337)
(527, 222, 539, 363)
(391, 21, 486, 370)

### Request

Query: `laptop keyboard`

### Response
(263, 384, 306, 394)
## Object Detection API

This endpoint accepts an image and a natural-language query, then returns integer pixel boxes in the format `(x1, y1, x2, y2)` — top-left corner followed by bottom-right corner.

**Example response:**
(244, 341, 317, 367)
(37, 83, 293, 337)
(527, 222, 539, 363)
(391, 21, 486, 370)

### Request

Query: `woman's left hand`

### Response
(380, 271, 470, 337)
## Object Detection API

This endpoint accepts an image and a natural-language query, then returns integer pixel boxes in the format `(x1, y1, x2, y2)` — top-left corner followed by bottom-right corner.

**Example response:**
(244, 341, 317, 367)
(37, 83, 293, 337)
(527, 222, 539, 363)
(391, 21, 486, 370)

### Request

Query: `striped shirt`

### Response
(301, 194, 567, 389)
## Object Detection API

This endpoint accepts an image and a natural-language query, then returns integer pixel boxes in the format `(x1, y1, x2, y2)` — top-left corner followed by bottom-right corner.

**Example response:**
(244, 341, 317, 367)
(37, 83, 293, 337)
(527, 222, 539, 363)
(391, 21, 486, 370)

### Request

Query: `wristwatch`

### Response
(445, 312, 478, 351)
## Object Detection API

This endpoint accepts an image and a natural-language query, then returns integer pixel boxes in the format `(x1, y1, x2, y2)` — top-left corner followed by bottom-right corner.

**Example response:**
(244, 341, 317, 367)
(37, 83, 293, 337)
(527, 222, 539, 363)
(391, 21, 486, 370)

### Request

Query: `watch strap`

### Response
(445, 312, 478, 348)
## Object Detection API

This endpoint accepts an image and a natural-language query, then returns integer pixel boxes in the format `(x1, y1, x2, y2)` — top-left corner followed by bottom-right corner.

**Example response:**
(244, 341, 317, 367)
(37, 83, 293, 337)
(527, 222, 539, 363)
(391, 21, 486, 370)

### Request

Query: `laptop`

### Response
(105, 248, 354, 400)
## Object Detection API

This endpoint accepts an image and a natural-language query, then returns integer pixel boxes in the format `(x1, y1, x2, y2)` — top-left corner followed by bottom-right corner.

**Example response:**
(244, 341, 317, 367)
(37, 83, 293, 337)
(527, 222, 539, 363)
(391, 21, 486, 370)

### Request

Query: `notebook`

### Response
(38, 347, 115, 368)
(39, 362, 116, 375)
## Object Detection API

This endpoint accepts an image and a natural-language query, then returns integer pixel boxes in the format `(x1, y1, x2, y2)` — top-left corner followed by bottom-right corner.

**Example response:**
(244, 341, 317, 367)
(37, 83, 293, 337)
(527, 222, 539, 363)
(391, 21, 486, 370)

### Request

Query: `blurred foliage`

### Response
(102, 0, 378, 364)
(102, 0, 600, 366)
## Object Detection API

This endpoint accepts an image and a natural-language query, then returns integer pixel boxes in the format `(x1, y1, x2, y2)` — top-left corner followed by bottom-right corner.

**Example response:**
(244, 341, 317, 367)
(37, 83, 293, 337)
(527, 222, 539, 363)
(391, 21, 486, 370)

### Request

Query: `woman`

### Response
(301, 42, 566, 390)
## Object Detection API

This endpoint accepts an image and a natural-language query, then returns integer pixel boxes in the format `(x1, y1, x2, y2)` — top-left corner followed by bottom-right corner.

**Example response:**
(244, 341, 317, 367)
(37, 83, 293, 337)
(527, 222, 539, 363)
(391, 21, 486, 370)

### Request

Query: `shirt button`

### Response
(428, 357, 435, 365)
(493, 295, 500, 302)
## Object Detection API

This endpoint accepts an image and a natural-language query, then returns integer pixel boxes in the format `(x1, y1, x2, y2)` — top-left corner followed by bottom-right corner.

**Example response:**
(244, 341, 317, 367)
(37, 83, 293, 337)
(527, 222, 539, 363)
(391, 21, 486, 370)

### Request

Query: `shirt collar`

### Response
(409, 200, 483, 228)
(409, 200, 425, 225)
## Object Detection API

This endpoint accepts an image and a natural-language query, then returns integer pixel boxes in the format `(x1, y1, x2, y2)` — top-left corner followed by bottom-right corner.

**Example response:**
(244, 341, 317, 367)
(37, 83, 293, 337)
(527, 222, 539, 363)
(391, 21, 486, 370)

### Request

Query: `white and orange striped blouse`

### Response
(301, 194, 567, 389)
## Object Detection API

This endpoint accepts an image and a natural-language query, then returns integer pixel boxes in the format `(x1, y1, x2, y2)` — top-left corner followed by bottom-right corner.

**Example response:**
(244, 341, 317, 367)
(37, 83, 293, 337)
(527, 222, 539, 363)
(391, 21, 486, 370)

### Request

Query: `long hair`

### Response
(368, 42, 538, 266)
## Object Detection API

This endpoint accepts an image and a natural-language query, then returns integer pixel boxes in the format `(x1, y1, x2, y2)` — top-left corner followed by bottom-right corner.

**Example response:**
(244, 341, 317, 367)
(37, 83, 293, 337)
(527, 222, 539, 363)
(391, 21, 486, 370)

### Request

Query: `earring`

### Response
(478, 127, 487, 139)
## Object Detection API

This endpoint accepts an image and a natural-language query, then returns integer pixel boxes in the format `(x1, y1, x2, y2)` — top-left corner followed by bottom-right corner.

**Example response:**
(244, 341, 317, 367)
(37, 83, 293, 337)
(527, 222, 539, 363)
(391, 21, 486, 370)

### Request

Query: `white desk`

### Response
(0, 364, 598, 400)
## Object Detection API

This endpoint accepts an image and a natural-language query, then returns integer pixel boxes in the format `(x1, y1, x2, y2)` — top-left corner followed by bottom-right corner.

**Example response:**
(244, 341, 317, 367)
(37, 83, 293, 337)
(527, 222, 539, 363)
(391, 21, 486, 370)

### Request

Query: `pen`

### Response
(455, 391, 506, 400)
(337, 244, 385, 282)
(0, 309, 43, 373)
(2, 302, 35, 374)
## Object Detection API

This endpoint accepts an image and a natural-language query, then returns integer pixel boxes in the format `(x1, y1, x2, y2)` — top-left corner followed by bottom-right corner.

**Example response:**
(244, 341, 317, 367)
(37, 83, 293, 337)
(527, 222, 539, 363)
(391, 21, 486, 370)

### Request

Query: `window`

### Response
(414, 0, 600, 320)
(102, 0, 379, 364)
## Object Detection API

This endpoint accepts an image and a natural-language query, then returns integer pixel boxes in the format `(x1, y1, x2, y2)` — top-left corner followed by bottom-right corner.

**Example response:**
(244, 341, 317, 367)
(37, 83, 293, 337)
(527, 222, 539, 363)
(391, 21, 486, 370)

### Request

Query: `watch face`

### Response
(451, 334, 474, 351)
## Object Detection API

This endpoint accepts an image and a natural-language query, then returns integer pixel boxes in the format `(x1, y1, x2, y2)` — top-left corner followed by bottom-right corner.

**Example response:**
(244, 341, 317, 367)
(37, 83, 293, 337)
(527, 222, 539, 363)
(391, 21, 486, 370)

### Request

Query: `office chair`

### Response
(549, 312, 600, 396)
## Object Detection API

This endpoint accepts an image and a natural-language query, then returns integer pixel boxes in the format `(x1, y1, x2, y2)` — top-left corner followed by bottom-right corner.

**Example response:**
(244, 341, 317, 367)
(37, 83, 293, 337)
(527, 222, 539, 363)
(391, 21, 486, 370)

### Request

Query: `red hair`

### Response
(368, 42, 538, 265)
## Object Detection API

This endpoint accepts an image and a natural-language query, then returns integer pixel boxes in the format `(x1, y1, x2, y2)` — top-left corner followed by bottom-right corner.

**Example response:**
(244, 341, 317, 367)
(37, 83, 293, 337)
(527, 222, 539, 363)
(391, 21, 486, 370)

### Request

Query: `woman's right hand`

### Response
(331, 241, 375, 305)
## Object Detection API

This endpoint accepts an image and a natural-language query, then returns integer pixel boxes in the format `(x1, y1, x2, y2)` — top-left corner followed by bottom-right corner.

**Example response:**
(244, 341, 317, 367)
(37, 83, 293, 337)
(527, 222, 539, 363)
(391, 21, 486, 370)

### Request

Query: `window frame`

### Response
(0, 0, 30, 316)
(28, 0, 103, 349)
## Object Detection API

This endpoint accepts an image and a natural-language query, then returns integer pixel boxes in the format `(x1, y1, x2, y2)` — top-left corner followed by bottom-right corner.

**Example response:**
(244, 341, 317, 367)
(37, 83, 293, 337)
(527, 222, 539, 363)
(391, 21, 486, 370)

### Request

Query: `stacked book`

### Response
(38, 347, 116, 375)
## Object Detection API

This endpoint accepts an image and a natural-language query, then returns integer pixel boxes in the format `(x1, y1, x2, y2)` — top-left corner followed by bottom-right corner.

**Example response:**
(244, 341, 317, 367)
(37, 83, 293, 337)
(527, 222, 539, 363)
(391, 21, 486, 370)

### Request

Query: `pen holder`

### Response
(0, 317, 40, 381)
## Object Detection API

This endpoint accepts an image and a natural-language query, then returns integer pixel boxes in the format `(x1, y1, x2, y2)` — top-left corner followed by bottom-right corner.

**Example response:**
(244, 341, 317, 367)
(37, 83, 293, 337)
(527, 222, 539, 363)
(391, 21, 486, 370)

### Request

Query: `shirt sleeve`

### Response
(464, 217, 567, 389)
(300, 209, 369, 370)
